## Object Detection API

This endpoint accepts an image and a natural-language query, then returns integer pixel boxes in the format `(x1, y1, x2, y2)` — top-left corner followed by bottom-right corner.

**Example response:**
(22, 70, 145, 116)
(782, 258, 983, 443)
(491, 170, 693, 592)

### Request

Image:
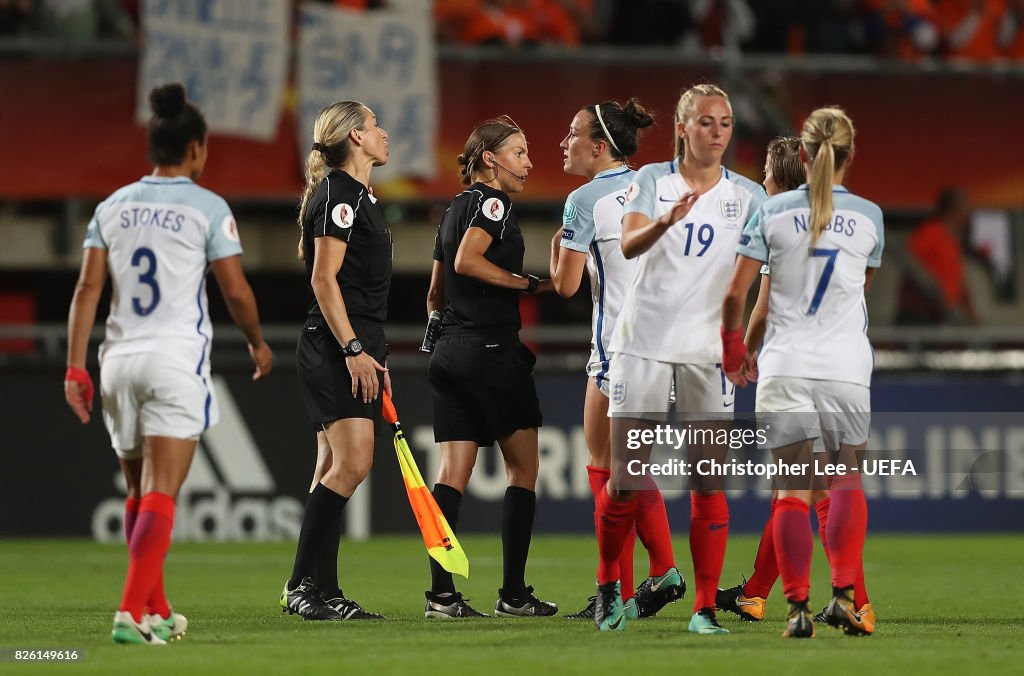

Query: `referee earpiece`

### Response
(485, 153, 495, 167)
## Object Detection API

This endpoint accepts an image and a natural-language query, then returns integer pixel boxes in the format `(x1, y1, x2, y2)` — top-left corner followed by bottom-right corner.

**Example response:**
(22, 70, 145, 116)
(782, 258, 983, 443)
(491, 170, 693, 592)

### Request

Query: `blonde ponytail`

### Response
(806, 140, 835, 246)
(297, 150, 328, 259)
(801, 107, 855, 247)
(296, 101, 369, 261)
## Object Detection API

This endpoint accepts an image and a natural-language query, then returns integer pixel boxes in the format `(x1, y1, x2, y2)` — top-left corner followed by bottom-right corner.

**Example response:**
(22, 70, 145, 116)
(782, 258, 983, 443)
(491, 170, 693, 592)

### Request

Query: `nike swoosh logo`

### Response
(658, 196, 676, 202)
(736, 599, 759, 606)
(608, 616, 624, 629)
(141, 630, 153, 641)
(710, 523, 728, 531)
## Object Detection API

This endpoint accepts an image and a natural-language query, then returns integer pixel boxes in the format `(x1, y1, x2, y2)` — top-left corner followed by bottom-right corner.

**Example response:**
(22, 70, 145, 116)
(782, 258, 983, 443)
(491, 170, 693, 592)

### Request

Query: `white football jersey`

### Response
(737, 185, 884, 387)
(560, 166, 637, 387)
(83, 176, 243, 376)
(611, 161, 766, 364)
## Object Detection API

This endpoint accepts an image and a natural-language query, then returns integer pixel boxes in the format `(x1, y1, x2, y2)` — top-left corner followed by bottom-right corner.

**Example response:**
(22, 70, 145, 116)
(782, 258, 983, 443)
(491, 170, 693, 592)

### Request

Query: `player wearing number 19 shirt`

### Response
(598, 84, 765, 636)
(722, 106, 882, 638)
(64, 84, 272, 645)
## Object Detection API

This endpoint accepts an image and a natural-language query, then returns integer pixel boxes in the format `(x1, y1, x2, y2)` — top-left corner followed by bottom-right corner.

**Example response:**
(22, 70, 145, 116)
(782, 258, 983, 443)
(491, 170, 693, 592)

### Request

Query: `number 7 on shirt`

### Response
(807, 247, 839, 315)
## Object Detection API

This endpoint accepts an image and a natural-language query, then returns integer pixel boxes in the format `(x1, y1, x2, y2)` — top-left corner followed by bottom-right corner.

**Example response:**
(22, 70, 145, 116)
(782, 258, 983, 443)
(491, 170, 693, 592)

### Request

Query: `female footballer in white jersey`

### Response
(716, 136, 815, 621)
(599, 83, 767, 635)
(716, 137, 875, 630)
(549, 99, 684, 630)
(64, 83, 273, 645)
(722, 106, 882, 639)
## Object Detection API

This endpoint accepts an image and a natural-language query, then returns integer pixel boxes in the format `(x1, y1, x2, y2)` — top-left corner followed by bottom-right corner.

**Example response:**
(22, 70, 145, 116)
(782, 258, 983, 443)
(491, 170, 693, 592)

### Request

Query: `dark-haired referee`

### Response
(421, 117, 557, 619)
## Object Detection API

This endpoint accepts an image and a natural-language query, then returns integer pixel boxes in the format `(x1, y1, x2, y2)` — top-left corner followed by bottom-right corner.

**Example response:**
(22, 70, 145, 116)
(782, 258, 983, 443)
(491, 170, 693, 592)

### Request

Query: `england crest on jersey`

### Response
(720, 199, 741, 222)
(612, 381, 627, 406)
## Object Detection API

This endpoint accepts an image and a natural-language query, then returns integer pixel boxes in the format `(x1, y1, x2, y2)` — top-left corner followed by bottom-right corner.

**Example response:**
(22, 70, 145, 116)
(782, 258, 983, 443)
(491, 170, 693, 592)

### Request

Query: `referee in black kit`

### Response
(280, 101, 391, 621)
(421, 116, 558, 619)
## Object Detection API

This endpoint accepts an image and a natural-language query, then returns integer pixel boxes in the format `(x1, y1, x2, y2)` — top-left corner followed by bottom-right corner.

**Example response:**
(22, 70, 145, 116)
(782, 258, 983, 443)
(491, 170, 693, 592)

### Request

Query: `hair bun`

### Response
(623, 98, 655, 130)
(149, 83, 187, 119)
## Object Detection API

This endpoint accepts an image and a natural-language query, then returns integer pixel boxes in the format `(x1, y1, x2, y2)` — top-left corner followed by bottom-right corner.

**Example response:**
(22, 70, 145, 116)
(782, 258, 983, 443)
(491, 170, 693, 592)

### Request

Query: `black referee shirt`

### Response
(302, 169, 392, 323)
(433, 182, 524, 332)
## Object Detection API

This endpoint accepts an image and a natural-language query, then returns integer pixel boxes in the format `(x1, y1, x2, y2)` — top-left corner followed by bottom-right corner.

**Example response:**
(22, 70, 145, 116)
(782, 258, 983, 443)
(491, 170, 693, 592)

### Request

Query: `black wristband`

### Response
(524, 274, 540, 295)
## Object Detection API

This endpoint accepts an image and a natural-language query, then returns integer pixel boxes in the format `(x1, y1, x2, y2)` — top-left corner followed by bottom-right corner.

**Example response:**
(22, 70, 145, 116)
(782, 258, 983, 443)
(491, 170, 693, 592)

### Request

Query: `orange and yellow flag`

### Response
(383, 393, 469, 578)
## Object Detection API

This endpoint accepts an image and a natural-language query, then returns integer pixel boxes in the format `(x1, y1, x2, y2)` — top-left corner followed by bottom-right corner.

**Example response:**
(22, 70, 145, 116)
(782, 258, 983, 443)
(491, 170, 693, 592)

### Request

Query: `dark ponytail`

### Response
(148, 83, 207, 166)
(585, 97, 654, 161)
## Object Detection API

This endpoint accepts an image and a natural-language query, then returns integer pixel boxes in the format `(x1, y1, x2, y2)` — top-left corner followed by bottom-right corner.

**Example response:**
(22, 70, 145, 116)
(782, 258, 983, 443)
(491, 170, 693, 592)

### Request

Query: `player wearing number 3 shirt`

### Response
(64, 84, 272, 645)
(84, 169, 242, 397)
(601, 84, 765, 636)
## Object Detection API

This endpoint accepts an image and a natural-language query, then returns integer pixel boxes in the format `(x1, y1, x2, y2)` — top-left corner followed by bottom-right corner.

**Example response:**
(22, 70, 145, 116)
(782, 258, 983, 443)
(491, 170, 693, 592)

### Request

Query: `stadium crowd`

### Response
(435, 0, 1024, 60)
(2, 0, 1023, 61)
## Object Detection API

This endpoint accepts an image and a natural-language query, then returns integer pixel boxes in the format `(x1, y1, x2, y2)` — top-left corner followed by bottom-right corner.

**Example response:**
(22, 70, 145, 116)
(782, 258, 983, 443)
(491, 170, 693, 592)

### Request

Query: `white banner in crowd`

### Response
(136, 0, 289, 141)
(298, 2, 438, 181)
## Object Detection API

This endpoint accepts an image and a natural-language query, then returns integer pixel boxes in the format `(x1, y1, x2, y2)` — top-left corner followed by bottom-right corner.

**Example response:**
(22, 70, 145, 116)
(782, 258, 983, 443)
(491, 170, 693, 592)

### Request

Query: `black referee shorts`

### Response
(296, 315, 387, 426)
(428, 329, 543, 446)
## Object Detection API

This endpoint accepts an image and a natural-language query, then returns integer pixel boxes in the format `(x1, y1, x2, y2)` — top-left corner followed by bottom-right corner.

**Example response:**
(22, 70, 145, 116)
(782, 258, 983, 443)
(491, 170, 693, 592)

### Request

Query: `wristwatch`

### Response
(341, 338, 363, 357)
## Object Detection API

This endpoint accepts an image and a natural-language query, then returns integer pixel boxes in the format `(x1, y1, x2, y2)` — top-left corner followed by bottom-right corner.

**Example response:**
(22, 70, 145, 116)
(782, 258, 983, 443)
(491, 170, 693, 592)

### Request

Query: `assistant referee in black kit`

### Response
(281, 101, 391, 621)
(421, 116, 558, 620)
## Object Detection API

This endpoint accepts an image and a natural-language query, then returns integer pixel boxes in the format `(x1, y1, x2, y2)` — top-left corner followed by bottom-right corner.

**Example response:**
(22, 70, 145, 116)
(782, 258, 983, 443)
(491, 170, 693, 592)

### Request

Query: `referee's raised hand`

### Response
(346, 352, 387, 403)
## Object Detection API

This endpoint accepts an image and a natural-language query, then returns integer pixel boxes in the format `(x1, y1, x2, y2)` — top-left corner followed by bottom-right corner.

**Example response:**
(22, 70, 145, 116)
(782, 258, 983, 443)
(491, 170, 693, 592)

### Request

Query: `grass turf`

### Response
(1, 534, 1021, 674)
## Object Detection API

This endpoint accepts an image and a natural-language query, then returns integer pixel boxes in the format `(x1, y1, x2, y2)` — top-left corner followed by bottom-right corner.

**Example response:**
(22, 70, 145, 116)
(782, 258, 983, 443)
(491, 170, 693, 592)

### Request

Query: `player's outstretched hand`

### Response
(249, 340, 274, 381)
(657, 190, 699, 227)
(64, 366, 94, 424)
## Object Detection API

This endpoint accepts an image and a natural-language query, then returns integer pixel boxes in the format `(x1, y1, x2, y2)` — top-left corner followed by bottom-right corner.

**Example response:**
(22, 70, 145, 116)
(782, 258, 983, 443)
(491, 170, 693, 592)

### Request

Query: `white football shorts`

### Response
(99, 352, 217, 458)
(607, 352, 734, 420)
(586, 350, 611, 396)
(755, 376, 870, 451)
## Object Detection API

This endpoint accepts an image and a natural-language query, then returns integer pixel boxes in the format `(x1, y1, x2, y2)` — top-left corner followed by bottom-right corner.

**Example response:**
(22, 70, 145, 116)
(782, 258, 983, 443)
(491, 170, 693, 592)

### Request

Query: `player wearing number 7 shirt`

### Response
(64, 83, 273, 646)
(600, 84, 766, 635)
(721, 106, 882, 638)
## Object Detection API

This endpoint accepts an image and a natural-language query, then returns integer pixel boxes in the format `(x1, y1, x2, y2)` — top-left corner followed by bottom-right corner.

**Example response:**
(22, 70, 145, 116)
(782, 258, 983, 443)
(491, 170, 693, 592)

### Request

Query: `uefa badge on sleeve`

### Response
(624, 182, 639, 205)
(221, 216, 240, 242)
(332, 203, 355, 229)
(483, 197, 505, 222)
(562, 200, 577, 226)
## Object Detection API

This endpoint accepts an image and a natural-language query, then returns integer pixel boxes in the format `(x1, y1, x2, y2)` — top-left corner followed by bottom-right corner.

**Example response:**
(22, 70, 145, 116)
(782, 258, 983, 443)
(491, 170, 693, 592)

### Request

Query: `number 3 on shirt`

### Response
(131, 246, 161, 316)
(807, 247, 838, 315)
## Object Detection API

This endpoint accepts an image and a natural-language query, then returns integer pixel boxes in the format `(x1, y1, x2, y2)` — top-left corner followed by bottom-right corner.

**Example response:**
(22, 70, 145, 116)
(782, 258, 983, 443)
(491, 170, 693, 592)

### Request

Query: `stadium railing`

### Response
(3, 323, 1024, 373)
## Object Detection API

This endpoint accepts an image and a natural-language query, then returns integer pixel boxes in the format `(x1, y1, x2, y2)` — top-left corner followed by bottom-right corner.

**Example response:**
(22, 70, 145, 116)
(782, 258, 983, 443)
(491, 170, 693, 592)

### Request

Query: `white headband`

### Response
(594, 104, 622, 155)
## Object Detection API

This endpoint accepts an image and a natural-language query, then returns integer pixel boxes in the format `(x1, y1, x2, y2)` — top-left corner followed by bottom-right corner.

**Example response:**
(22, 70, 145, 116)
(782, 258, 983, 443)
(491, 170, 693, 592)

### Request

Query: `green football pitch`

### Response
(1, 535, 1021, 674)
